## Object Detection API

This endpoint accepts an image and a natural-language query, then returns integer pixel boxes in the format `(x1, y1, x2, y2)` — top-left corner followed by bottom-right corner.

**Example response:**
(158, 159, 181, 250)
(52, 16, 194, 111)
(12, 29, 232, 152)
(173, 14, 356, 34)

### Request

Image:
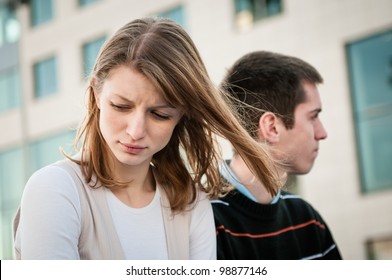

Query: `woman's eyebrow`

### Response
(112, 93, 176, 109)
(112, 93, 131, 102)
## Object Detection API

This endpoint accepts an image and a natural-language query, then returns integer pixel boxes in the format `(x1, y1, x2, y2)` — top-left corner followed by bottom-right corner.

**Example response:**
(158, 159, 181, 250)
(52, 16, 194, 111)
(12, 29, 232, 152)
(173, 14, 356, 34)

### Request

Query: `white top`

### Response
(14, 164, 216, 260)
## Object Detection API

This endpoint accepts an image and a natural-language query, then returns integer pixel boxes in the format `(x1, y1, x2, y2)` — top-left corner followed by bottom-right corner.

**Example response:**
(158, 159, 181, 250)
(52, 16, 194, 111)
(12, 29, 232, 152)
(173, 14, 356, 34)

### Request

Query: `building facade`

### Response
(0, 0, 391, 259)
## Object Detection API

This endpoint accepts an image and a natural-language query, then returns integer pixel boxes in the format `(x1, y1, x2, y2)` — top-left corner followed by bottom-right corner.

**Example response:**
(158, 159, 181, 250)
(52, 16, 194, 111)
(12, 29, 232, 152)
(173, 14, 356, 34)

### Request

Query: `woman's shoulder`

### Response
(196, 187, 210, 201)
(23, 159, 82, 200)
(189, 188, 212, 215)
(28, 159, 73, 180)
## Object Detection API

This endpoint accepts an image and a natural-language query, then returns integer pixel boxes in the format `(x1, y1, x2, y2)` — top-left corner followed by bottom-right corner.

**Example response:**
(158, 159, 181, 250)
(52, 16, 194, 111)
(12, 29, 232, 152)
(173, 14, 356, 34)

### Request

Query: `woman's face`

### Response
(95, 65, 182, 170)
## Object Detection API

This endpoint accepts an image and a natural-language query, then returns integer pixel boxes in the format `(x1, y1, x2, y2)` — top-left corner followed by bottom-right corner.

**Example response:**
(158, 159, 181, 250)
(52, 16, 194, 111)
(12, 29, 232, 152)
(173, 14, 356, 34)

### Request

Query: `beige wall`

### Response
(2, 0, 392, 259)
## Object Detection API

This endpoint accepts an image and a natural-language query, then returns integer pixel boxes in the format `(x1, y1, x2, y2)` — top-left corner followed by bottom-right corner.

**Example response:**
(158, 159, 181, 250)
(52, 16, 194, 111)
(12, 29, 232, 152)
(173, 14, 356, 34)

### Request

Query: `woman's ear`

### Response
(257, 112, 283, 144)
(91, 78, 101, 109)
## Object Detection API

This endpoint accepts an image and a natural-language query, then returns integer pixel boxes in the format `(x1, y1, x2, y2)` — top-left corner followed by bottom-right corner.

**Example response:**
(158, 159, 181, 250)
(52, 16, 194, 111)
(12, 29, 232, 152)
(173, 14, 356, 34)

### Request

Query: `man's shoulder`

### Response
(210, 190, 242, 208)
(279, 191, 324, 218)
(210, 191, 242, 219)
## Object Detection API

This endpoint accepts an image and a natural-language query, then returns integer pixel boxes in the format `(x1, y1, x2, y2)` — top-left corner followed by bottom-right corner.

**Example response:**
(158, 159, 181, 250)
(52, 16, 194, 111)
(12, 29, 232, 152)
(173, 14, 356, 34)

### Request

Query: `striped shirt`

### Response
(212, 190, 342, 260)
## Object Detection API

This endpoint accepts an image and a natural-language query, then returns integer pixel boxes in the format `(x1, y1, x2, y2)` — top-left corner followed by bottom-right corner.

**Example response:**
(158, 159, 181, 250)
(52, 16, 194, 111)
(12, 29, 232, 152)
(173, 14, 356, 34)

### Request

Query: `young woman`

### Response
(13, 17, 279, 259)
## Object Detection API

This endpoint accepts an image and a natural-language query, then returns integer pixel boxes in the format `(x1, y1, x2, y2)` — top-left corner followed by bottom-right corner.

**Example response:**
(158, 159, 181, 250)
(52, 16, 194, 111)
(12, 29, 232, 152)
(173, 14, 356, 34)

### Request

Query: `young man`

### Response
(212, 51, 342, 259)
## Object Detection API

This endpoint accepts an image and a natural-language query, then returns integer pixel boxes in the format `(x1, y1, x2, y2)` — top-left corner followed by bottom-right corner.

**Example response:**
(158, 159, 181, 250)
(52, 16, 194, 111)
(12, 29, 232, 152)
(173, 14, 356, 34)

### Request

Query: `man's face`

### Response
(275, 82, 328, 174)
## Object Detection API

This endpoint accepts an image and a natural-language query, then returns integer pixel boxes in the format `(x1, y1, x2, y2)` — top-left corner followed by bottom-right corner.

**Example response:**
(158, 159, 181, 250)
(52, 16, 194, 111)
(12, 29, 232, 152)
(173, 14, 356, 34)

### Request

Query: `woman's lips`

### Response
(121, 143, 146, 154)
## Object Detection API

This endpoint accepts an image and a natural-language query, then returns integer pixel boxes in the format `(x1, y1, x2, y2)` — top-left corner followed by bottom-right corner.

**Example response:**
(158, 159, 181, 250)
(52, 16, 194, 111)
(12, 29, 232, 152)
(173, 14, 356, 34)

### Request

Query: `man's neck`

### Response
(229, 154, 284, 204)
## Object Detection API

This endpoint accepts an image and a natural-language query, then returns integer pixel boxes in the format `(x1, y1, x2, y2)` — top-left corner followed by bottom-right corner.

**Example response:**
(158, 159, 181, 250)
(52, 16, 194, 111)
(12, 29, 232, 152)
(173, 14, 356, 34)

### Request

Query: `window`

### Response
(346, 29, 392, 193)
(234, 0, 282, 31)
(0, 4, 20, 46)
(367, 236, 392, 260)
(0, 130, 75, 259)
(0, 147, 24, 260)
(0, 67, 21, 112)
(33, 56, 58, 98)
(29, 130, 75, 174)
(79, 0, 101, 7)
(82, 35, 106, 78)
(31, 0, 53, 26)
(157, 5, 185, 27)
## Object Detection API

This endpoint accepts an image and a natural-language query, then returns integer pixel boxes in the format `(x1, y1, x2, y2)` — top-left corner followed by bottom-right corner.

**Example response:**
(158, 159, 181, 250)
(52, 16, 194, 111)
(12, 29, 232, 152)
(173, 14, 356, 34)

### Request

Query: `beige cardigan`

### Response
(14, 159, 190, 260)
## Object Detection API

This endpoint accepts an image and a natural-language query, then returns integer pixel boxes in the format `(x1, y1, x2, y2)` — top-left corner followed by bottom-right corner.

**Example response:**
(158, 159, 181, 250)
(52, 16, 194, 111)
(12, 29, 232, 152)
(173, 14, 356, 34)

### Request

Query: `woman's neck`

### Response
(110, 160, 156, 208)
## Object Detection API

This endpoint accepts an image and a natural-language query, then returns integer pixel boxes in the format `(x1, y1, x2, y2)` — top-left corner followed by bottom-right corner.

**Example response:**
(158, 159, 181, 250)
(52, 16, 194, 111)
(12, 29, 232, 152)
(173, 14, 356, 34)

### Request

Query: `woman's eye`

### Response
(110, 103, 129, 111)
(153, 111, 170, 120)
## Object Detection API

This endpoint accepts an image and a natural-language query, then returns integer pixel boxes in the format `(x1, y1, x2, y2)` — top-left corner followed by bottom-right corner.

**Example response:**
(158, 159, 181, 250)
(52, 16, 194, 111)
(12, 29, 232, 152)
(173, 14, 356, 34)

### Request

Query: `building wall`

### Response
(1, 0, 392, 259)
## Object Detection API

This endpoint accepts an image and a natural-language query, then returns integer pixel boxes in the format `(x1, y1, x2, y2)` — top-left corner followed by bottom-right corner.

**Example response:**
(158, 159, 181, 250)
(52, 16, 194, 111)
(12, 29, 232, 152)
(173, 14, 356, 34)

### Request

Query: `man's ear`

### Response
(257, 112, 282, 144)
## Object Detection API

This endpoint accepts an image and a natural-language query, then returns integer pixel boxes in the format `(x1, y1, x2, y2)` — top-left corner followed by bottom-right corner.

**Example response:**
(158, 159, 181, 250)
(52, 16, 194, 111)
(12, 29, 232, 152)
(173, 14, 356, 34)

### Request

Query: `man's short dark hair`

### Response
(222, 51, 323, 138)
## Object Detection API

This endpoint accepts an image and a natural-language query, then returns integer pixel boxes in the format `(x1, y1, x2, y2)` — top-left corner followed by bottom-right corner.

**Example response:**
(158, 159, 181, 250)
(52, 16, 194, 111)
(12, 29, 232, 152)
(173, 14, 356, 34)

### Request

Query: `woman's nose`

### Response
(126, 113, 147, 140)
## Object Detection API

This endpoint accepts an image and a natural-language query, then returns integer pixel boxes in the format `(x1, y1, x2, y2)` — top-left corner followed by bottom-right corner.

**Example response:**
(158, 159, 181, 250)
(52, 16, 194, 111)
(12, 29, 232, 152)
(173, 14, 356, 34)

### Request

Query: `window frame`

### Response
(346, 28, 392, 193)
(33, 55, 58, 99)
(0, 66, 21, 112)
(79, 0, 102, 7)
(156, 5, 186, 27)
(234, 0, 283, 31)
(81, 35, 106, 79)
(30, 0, 54, 27)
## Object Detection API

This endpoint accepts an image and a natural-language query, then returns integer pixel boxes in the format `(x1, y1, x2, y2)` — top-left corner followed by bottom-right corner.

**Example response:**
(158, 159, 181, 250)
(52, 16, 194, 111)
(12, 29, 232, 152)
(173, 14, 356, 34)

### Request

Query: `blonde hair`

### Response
(70, 17, 279, 212)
